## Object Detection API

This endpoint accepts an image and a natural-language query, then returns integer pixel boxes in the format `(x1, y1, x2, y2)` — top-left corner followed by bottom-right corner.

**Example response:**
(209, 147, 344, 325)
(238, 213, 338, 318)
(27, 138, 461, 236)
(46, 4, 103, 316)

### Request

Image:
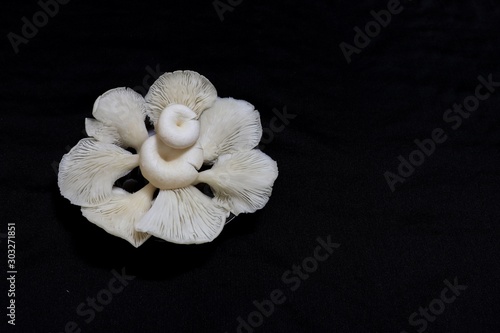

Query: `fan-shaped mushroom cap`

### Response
(81, 184, 155, 247)
(196, 149, 278, 215)
(58, 138, 139, 206)
(156, 104, 200, 149)
(91, 87, 148, 151)
(85, 118, 123, 146)
(135, 186, 229, 244)
(139, 135, 203, 190)
(198, 97, 262, 164)
(145, 70, 217, 124)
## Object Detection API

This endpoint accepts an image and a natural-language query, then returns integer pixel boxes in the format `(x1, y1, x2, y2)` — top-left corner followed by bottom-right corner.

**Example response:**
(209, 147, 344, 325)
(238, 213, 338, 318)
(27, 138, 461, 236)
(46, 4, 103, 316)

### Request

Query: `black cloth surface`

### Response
(2, 0, 500, 332)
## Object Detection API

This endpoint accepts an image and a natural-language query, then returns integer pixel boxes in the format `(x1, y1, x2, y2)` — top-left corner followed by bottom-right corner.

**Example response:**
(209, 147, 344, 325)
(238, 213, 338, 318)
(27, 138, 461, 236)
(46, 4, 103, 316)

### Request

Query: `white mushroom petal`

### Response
(92, 87, 148, 150)
(81, 184, 156, 248)
(157, 104, 200, 149)
(85, 118, 123, 146)
(135, 186, 229, 244)
(145, 70, 217, 124)
(58, 138, 139, 206)
(196, 150, 278, 215)
(139, 135, 203, 190)
(198, 97, 262, 164)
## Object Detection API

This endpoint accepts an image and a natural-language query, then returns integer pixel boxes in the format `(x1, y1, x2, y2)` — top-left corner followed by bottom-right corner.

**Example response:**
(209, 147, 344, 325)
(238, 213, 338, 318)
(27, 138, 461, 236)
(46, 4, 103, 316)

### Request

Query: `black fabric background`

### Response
(2, 0, 500, 332)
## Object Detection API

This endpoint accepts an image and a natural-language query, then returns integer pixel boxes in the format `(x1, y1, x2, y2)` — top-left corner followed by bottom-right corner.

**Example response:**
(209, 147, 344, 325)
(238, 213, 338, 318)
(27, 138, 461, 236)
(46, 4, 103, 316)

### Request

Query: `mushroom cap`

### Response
(85, 117, 123, 146)
(145, 70, 217, 124)
(139, 135, 203, 190)
(58, 138, 139, 206)
(157, 104, 200, 149)
(81, 184, 155, 247)
(135, 186, 228, 244)
(197, 149, 278, 215)
(91, 87, 148, 151)
(198, 97, 262, 164)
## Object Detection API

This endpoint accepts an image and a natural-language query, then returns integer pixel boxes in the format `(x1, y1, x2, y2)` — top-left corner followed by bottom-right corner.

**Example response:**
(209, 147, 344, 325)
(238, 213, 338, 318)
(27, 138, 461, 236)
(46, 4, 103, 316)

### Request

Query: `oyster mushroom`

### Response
(58, 70, 279, 247)
(81, 184, 156, 247)
(57, 138, 139, 206)
(196, 149, 278, 215)
(85, 87, 148, 151)
(145, 70, 217, 124)
(135, 186, 228, 244)
(198, 97, 263, 163)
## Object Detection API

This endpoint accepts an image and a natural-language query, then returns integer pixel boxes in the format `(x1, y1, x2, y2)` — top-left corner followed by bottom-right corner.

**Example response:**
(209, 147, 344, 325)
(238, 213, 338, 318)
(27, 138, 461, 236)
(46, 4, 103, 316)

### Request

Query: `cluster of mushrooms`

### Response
(58, 70, 278, 247)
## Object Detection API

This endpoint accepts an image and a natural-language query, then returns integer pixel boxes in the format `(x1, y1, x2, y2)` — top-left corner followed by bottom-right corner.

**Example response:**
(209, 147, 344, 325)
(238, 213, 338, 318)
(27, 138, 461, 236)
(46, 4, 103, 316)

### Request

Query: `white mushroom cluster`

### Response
(58, 70, 278, 247)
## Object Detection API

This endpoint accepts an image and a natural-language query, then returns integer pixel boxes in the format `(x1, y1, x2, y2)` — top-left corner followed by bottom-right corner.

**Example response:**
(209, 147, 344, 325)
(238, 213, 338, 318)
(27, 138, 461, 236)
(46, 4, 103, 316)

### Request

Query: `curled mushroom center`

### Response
(139, 105, 203, 190)
(157, 104, 200, 149)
